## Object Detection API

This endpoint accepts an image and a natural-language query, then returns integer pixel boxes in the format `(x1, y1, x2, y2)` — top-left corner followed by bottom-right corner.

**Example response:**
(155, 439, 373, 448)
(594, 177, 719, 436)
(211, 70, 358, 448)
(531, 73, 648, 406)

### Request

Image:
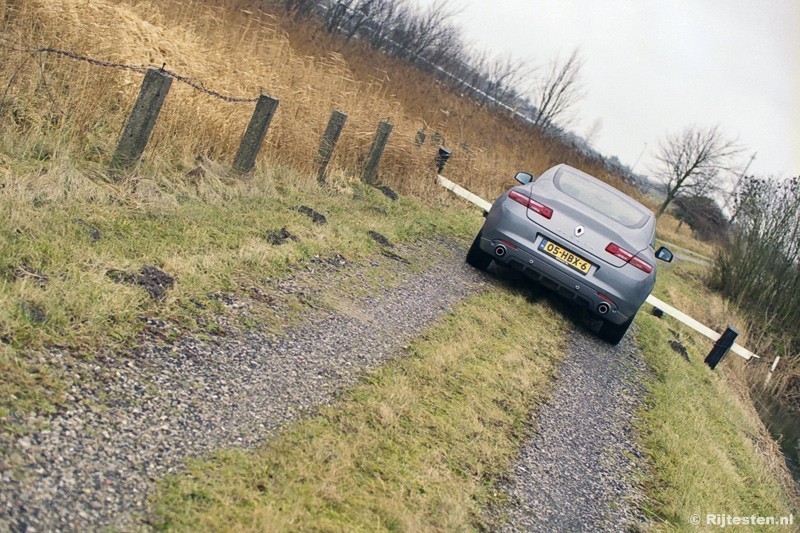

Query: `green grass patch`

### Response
(651, 258, 705, 295)
(149, 289, 568, 530)
(0, 162, 481, 421)
(635, 313, 798, 527)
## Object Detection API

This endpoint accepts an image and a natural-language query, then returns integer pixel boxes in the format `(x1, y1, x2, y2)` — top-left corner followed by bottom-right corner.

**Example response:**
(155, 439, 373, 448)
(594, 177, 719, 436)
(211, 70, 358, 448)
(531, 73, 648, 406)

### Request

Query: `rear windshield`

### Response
(554, 170, 648, 228)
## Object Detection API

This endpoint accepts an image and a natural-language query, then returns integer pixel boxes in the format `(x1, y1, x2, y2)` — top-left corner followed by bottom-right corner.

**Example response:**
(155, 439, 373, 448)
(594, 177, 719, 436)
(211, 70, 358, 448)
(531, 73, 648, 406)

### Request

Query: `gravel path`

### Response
(0, 239, 488, 530)
(493, 323, 650, 531)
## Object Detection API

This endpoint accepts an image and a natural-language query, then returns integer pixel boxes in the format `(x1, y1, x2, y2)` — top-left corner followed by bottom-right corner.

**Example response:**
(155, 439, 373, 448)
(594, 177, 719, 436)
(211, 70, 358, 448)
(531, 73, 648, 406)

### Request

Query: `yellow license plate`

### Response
(538, 239, 592, 275)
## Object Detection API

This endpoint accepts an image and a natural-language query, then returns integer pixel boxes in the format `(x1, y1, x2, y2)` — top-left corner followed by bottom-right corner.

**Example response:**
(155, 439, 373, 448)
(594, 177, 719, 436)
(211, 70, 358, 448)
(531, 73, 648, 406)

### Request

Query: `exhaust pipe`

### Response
(494, 244, 507, 257)
(597, 302, 610, 315)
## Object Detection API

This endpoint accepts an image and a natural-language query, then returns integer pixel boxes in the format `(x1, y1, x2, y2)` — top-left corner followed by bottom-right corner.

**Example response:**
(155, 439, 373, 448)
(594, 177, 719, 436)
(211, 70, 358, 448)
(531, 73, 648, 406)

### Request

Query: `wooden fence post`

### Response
(360, 120, 393, 184)
(705, 326, 738, 370)
(233, 94, 279, 174)
(111, 68, 173, 172)
(316, 109, 347, 185)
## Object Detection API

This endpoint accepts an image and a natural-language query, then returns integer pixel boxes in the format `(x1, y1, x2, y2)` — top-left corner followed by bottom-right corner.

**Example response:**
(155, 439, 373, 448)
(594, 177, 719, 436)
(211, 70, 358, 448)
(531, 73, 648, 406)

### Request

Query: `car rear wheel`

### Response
(598, 314, 635, 345)
(466, 231, 492, 271)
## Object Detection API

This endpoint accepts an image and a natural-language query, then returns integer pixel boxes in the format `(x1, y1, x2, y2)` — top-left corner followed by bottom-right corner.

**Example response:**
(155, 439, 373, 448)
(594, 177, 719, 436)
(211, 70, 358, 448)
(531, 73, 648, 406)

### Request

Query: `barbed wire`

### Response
(0, 39, 261, 103)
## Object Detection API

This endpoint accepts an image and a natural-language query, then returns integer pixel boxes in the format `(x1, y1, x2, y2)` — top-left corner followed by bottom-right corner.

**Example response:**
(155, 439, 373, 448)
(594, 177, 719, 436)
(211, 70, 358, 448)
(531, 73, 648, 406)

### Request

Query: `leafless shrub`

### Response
(712, 175, 800, 406)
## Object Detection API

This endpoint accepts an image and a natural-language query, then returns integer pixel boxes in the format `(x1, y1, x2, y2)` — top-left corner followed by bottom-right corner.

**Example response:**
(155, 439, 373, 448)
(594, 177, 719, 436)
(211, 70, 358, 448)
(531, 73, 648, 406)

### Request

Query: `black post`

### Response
(705, 326, 738, 370)
(436, 146, 452, 173)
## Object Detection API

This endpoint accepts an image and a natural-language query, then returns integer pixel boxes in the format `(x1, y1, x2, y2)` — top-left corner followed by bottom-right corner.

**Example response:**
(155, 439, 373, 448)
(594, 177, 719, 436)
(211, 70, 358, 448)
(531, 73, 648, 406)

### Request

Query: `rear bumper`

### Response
(480, 204, 650, 324)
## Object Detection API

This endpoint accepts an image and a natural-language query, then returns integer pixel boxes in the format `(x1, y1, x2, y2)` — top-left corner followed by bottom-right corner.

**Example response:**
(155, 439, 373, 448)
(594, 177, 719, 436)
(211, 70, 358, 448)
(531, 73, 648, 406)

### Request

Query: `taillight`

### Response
(508, 190, 553, 219)
(605, 243, 653, 273)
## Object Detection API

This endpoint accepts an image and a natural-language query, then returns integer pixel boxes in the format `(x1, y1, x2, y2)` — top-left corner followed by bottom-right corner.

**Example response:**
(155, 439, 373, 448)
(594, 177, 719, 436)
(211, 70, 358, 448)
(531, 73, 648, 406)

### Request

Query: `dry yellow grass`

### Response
(655, 215, 719, 258)
(0, 0, 641, 201)
(1, 0, 708, 253)
(3, 0, 408, 181)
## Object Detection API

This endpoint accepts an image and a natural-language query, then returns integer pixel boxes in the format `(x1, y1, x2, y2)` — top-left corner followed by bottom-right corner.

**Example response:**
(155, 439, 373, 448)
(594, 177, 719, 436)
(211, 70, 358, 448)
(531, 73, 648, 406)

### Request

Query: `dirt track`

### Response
(1, 240, 652, 530)
(0, 240, 488, 530)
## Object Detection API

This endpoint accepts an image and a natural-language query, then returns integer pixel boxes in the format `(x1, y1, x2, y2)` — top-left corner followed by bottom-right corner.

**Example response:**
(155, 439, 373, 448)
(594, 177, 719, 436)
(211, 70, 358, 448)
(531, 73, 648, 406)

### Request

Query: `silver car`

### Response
(467, 164, 673, 344)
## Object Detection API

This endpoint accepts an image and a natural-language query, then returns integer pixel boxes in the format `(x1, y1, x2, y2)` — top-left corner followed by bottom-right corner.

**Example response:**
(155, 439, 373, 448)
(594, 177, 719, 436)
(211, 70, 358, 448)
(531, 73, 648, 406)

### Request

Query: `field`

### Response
(1, 0, 797, 528)
(0, 0, 643, 419)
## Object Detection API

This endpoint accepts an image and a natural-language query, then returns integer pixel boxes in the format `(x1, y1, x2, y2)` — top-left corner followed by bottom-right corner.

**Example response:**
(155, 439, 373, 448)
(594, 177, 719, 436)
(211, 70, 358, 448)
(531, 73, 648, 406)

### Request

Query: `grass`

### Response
(635, 312, 799, 527)
(0, 161, 482, 422)
(149, 289, 568, 531)
(3, 0, 798, 528)
(656, 215, 718, 259)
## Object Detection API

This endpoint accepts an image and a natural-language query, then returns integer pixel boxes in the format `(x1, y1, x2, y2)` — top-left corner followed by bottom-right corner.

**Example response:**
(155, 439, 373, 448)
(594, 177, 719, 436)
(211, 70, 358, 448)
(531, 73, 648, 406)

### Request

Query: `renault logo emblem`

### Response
(575, 225, 585, 237)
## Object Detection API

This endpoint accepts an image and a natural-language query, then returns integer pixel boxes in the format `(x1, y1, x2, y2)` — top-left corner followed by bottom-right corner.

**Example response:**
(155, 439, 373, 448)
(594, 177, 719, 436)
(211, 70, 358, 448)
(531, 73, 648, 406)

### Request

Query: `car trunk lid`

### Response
(523, 184, 646, 268)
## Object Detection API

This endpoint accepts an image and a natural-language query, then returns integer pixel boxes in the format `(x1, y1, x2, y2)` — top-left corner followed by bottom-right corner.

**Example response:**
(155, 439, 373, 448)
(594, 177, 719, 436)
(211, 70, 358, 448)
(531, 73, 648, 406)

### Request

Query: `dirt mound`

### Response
(107, 265, 175, 300)
(367, 230, 392, 247)
(296, 205, 327, 225)
(265, 227, 299, 245)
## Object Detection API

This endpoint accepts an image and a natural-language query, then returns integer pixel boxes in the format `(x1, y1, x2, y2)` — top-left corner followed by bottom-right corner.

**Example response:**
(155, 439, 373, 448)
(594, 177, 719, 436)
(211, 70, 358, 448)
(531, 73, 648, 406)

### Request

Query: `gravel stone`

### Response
(491, 323, 650, 531)
(0, 239, 487, 531)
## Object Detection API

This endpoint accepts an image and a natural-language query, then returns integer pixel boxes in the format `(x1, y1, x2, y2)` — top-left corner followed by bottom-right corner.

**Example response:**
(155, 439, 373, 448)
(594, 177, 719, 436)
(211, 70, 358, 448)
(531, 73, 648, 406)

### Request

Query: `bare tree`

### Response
(366, 0, 404, 49)
(341, 0, 398, 42)
(530, 49, 584, 131)
(324, 0, 357, 34)
(390, 0, 462, 64)
(481, 53, 533, 107)
(653, 125, 742, 217)
(323, 0, 387, 38)
(283, 0, 318, 18)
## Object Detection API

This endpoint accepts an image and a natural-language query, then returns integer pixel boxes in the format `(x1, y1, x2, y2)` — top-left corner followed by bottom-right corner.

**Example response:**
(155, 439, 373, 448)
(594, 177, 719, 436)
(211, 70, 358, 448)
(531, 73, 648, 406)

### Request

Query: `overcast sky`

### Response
(414, 0, 799, 180)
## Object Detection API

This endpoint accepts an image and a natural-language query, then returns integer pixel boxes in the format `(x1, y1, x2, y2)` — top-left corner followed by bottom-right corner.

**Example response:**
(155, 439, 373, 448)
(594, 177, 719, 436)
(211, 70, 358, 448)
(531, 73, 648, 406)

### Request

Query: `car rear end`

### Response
(478, 165, 656, 325)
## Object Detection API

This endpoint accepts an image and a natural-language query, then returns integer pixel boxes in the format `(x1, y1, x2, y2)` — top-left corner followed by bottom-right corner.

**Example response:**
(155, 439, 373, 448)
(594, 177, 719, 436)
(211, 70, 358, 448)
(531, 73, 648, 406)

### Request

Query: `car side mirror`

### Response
(515, 172, 533, 185)
(655, 246, 673, 262)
